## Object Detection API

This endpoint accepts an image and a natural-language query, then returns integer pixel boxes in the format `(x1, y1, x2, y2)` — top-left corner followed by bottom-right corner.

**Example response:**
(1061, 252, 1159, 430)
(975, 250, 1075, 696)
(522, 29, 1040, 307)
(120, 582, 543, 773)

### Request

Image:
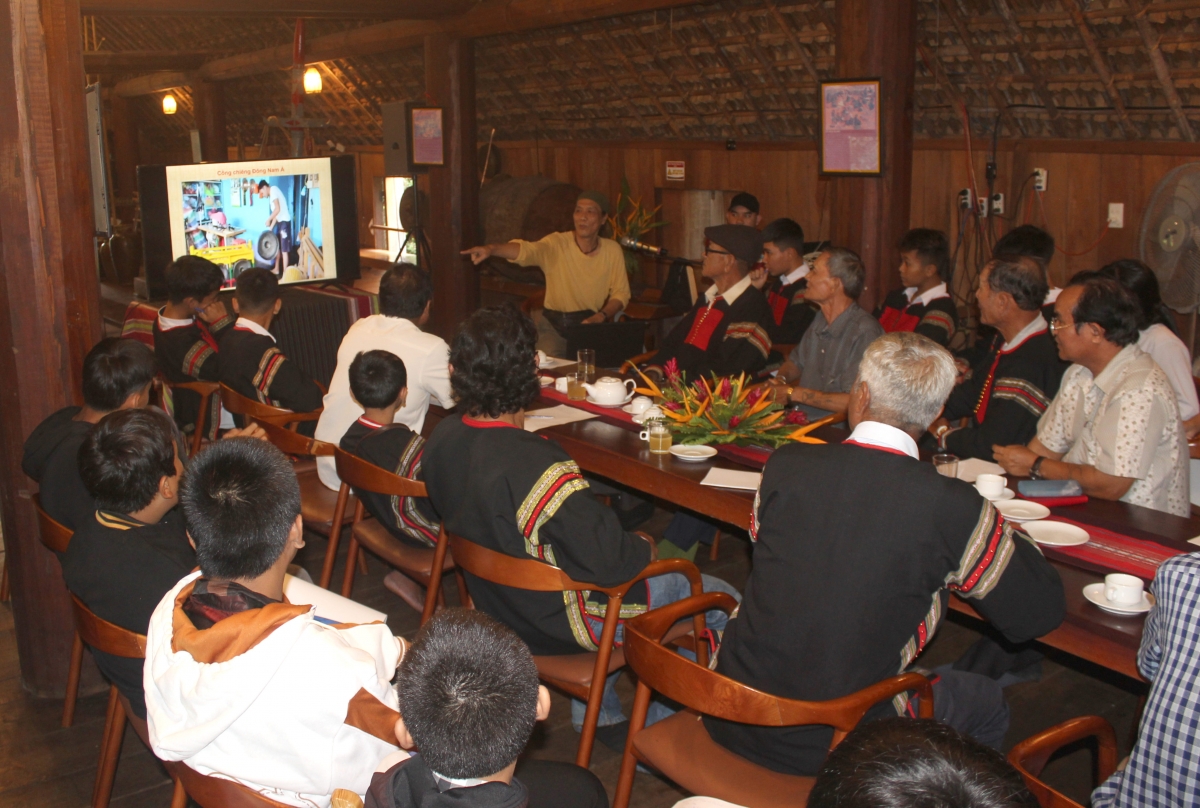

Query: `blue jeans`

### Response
(570, 572, 741, 730)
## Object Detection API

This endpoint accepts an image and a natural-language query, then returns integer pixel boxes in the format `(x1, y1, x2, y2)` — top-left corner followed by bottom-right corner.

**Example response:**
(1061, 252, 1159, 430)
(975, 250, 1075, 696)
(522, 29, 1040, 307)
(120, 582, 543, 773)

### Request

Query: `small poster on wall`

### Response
(410, 106, 444, 167)
(819, 79, 881, 175)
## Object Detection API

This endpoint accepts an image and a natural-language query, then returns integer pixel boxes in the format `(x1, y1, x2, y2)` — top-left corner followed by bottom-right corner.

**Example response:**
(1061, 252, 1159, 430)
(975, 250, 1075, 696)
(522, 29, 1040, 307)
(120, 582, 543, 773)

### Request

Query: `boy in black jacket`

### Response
(220, 268, 323, 427)
(154, 255, 233, 439)
(876, 228, 959, 347)
(367, 609, 606, 808)
(340, 349, 440, 611)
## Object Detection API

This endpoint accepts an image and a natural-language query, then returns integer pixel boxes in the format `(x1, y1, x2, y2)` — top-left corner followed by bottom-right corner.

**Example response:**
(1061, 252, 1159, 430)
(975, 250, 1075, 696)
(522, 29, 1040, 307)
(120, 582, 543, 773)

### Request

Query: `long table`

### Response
(530, 396, 1200, 683)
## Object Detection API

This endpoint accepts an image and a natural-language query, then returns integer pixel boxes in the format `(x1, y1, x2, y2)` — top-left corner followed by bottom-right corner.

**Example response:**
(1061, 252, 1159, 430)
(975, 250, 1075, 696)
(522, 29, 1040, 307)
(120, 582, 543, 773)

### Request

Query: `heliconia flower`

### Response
(785, 409, 809, 425)
(718, 377, 732, 400)
(693, 379, 708, 399)
(729, 415, 742, 428)
(664, 358, 681, 382)
(663, 401, 683, 411)
(745, 386, 765, 407)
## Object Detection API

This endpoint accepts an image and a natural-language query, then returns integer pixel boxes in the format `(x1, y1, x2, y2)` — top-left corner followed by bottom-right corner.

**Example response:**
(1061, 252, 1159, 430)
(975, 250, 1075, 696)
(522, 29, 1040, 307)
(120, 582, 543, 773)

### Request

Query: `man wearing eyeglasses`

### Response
(642, 224, 774, 381)
(994, 277, 1188, 516)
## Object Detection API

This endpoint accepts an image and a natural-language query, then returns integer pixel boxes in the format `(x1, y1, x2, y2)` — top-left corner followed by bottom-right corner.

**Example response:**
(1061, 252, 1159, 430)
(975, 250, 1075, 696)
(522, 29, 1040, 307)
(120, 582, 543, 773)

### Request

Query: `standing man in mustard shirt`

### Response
(462, 191, 631, 357)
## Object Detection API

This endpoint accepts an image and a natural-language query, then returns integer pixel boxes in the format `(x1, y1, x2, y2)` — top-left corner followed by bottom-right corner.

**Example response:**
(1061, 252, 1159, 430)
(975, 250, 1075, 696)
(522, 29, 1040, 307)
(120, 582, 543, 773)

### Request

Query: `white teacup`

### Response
(630, 396, 653, 416)
(554, 377, 570, 394)
(637, 405, 664, 424)
(536, 350, 548, 368)
(1104, 573, 1144, 605)
(975, 474, 1006, 499)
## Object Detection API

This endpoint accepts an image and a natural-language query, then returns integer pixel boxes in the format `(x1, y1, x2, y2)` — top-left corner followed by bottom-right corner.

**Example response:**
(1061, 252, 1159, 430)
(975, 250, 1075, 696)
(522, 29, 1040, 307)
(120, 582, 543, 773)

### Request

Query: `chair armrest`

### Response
(620, 351, 657, 373)
(170, 380, 220, 396)
(310, 439, 337, 457)
(1007, 715, 1117, 782)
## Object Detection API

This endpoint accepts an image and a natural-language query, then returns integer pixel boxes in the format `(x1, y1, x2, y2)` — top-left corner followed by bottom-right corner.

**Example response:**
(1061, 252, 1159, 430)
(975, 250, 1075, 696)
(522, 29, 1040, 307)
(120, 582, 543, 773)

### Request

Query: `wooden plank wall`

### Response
(492, 139, 1200, 291)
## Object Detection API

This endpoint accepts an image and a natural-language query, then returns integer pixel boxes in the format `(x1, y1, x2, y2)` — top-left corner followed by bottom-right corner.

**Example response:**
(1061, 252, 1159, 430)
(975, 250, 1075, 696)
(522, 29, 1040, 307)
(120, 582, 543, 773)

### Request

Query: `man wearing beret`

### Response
(462, 191, 630, 357)
(644, 224, 774, 381)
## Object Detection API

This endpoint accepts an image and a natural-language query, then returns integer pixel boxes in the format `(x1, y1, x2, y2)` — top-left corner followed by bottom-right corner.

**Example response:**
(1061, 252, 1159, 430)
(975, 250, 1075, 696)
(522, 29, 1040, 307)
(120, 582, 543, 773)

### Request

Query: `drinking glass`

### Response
(647, 421, 672, 454)
(567, 366, 588, 401)
(932, 453, 959, 478)
(577, 348, 596, 383)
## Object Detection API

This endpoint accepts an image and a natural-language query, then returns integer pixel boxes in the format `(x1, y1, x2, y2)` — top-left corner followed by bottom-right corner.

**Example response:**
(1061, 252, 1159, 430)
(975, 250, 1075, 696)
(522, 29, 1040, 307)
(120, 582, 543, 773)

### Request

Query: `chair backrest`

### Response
(333, 446, 427, 498)
(1008, 716, 1117, 808)
(70, 594, 146, 659)
(252, 417, 318, 456)
(520, 289, 545, 316)
(166, 761, 296, 808)
(623, 593, 933, 747)
(447, 531, 608, 594)
(32, 493, 72, 554)
(219, 383, 321, 426)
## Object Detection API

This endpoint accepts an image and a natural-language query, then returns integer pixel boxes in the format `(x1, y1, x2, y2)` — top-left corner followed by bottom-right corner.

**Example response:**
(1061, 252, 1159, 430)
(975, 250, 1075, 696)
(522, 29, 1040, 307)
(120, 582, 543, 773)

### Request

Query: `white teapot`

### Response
(583, 376, 636, 405)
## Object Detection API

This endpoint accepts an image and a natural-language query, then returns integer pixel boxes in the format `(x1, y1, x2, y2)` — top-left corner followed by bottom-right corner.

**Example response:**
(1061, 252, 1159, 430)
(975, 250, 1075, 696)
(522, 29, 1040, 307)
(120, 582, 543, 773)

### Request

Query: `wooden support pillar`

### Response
(192, 80, 228, 163)
(0, 0, 104, 695)
(424, 35, 480, 341)
(826, 0, 916, 313)
(108, 92, 141, 216)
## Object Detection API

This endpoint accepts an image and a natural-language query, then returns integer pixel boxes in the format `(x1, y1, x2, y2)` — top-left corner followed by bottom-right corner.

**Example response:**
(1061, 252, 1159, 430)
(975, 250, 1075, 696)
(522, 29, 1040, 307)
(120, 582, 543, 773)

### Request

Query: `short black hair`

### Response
(379, 263, 433, 320)
(1067, 276, 1141, 348)
(1098, 258, 1177, 334)
(761, 218, 806, 256)
(349, 350, 407, 409)
(985, 257, 1049, 312)
(234, 268, 280, 316)
(397, 609, 540, 779)
(165, 255, 225, 305)
(82, 338, 160, 412)
(79, 408, 179, 514)
(900, 228, 951, 281)
(808, 718, 1039, 808)
(728, 192, 759, 213)
(449, 305, 540, 418)
(257, 180, 269, 190)
(181, 439, 301, 579)
(993, 225, 1055, 266)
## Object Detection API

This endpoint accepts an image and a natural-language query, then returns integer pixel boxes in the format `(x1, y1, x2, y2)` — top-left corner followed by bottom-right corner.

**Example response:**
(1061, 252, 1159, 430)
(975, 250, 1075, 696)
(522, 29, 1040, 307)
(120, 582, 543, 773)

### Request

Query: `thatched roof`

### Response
(87, 0, 1200, 150)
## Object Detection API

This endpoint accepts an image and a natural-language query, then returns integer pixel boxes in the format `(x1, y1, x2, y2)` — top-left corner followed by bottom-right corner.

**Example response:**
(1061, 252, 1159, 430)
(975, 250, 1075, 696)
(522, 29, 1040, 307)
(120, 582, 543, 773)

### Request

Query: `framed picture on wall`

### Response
(819, 79, 881, 175)
(408, 105, 445, 167)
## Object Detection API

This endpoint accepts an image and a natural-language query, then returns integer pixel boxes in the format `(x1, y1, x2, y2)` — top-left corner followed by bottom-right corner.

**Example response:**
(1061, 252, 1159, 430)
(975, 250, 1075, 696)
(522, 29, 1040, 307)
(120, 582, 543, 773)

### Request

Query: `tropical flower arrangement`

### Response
(634, 359, 827, 448)
(608, 177, 666, 276)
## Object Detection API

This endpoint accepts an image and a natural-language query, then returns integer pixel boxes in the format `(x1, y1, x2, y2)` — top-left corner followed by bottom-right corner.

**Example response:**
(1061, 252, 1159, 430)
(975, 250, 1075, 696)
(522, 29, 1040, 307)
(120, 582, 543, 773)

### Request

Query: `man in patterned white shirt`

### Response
(994, 277, 1189, 516)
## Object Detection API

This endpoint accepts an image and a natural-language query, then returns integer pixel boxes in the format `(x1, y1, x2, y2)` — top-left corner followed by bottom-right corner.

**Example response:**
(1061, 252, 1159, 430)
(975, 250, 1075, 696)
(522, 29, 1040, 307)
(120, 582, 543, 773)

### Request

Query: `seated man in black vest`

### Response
(927, 257, 1067, 460)
(749, 217, 818, 346)
(643, 224, 774, 382)
(706, 332, 1064, 776)
(876, 228, 958, 347)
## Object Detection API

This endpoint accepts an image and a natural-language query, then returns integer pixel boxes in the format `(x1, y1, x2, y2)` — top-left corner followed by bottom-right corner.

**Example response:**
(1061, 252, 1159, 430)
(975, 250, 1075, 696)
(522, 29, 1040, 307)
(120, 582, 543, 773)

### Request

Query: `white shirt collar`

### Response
(235, 317, 276, 342)
(1044, 287, 1062, 305)
(781, 262, 809, 287)
(1001, 312, 1048, 352)
(904, 283, 949, 307)
(705, 273, 753, 306)
(157, 308, 194, 329)
(845, 420, 920, 459)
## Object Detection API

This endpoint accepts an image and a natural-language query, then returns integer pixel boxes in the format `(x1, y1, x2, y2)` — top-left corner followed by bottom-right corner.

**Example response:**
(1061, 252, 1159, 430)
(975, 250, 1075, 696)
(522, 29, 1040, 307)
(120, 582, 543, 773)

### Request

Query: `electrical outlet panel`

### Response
(991, 193, 1005, 215)
(1034, 168, 1048, 192)
(977, 196, 989, 217)
(1108, 202, 1124, 229)
(958, 188, 974, 211)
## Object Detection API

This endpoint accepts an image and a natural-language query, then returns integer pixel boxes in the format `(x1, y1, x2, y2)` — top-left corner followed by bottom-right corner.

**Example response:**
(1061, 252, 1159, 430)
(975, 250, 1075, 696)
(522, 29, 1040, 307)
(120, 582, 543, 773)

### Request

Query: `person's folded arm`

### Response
(536, 483, 652, 587)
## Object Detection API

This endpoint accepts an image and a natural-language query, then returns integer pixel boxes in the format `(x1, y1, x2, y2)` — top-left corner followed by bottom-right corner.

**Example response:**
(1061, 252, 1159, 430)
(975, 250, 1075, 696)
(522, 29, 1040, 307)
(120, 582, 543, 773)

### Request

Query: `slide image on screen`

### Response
(165, 157, 337, 286)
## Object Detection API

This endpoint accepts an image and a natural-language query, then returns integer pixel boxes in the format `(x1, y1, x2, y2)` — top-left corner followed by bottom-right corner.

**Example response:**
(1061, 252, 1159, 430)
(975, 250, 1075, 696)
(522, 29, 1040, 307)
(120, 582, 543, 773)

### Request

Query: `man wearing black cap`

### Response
(462, 191, 630, 357)
(643, 224, 774, 380)
(726, 192, 762, 228)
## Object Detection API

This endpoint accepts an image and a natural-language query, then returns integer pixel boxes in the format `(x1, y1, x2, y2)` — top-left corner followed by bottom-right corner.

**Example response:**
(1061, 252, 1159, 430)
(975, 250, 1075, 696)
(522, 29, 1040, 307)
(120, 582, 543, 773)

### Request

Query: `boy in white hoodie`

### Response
(144, 438, 405, 807)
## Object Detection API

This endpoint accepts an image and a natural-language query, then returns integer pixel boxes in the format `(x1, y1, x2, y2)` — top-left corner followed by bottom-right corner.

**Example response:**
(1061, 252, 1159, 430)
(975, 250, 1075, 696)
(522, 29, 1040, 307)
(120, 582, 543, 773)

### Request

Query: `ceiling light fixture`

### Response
(303, 66, 322, 94)
(162, 93, 177, 114)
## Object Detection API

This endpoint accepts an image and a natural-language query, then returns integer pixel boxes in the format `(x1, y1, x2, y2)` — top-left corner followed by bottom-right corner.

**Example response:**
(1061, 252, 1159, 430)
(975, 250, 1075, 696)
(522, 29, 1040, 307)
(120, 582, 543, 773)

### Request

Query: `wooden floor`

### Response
(0, 505, 1146, 807)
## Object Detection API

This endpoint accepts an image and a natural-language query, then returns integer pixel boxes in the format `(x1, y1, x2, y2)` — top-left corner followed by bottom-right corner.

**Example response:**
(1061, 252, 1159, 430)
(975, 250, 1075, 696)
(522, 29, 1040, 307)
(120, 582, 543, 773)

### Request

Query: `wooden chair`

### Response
(30, 494, 83, 728)
(67, 594, 178, 808)
(613, 592, 935, 808)
(249, 418, 358, 588)
(165, 761, 295, 808)
(428, 531, 707, 768)
(1007, 716, 1118, 808)
(520, 288, 545, 318)
(167, 379, 220, 457)
(331, 447, 460, 621)
(219, 382, 322, 430)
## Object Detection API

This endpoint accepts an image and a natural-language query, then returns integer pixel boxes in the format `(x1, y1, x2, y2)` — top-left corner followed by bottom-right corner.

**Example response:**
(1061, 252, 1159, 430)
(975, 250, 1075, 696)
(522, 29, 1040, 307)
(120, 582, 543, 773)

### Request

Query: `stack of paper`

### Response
(523, 405, 599, 432)
(538, 356, 576, 370)
(699, 468, 762, 490)
(955, 457, 1006, 483)
(282, 574, 388, 625)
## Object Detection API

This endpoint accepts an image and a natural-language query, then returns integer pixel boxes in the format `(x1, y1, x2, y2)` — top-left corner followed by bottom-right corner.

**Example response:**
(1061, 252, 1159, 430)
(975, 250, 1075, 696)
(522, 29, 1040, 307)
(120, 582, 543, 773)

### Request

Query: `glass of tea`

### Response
(647, 421, 672, 454)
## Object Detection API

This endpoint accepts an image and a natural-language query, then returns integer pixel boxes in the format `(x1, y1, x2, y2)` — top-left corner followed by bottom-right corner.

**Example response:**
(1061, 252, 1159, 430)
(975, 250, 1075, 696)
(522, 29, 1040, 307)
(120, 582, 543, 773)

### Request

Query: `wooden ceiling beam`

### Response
(1058, 0, 1136, 139)
(83, 49, 215, 72)
(991, 0, 1066, 138)
(113, 70, 191, 96)
(79, 0, 470, 18)
(1127, 0, 1195, 141)
(113, 0, 707, 92)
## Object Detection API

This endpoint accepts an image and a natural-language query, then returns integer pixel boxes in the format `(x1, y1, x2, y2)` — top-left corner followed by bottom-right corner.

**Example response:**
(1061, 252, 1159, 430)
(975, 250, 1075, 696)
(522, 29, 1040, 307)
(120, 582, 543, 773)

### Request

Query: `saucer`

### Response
(622, 403, 651, 415)
(587, 392, 635, 408)
(976, 486, 1015, 502)
(1082, 583, 1154, 615)
(669, 444, 717, 462)
(993, 499, 1051, 523)
(1023, 520, 1089, 547)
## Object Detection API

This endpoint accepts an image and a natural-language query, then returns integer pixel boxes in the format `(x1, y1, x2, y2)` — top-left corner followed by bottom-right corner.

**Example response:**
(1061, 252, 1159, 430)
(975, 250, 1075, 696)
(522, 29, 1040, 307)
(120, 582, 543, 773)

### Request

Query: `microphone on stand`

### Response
(618, 236, 667, 257)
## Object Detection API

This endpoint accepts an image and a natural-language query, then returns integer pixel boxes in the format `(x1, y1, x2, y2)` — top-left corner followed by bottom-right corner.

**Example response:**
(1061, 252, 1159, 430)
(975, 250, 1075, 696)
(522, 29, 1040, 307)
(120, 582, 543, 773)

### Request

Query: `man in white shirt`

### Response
(315, 264, 453, 490)
(994, 277, 1189, 517)
(257, 179, 293, 276)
